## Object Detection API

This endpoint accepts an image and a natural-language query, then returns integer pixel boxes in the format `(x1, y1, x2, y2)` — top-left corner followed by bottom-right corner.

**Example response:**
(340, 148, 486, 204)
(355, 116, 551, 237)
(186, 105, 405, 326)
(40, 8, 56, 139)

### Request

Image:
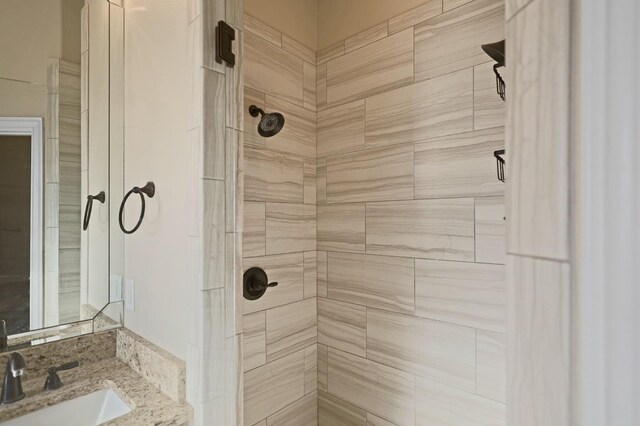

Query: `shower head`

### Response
(249, 105, 285, 137)
(481, 39, 505, 66)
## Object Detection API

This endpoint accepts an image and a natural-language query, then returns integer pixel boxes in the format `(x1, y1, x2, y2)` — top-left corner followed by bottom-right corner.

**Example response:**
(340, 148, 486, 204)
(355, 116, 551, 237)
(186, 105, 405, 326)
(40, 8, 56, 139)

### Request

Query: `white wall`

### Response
(123, 0, 189, 360)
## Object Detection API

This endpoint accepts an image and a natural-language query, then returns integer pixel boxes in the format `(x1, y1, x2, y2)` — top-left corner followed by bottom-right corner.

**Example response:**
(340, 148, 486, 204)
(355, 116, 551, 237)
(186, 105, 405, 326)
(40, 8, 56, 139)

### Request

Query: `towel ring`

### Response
(119, 182, 155, 234)
(82, 191, 106, 231)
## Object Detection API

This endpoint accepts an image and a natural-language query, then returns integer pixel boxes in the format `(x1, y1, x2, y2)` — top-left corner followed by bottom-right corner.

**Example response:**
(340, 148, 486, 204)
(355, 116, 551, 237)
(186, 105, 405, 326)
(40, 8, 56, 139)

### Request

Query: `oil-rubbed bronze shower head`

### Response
(249, 105, 285, 137)
(481, 39, 505, 66)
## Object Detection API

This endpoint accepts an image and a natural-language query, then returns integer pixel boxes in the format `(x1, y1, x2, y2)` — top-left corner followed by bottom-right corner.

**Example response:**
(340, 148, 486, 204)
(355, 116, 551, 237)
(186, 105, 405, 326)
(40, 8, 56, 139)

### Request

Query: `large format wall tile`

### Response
(415, 259, 506, 332)
(265, 95, 316, 158)
(327, 252, 414, 313)
(366, 198, 475, 261)
(318, 298, 367, 357)
(474, 61, 506, 130)
(244, 13, 281, 46)
(303, 251, 317, 298)
(244, 146, 303, 203)
(367, 413, 396, 426)
(244, 350, 305, 425)
(304, 345, 317, 395)
(243, 311, 266, 371)
(317, 203, 366, 253)
(266, 298, 317, 362)
(326, 144, 414, 203)
(318, 344, 328, 393)
(365, 69, 473, 146)
(282, 34, 315, 64)
(317, 100, 365, 156)
(414, 0, 505, 81)
(245, 32, 304, 105)
(506, 0, 570, 260)
(415, 377, 506, 425)
(388, 0, 443, 34)
(477, 330, 506, 403)
(244, 87, 266, 146)
(303, 61, 316, 111)
(318, 391, 366, 426)
(243, 201, 265, 257)
(508, 255, 570, 425)
(414, 127, 504, 199)
(476, 196, 506, 264)
(265, 203, 316, 254)
(367, 309, 476, 392)
(345, 22, 389, 53)
(243, 252, 304, 314)
(267, 391, 317, 426)
(326, 29, 413, 106)
(328, 349, 415, 425)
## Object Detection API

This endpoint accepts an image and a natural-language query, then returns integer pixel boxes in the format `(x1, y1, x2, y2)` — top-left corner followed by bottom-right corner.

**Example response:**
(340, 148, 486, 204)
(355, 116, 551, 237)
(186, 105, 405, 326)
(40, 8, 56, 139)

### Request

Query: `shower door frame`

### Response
(0, 117, 44, 330)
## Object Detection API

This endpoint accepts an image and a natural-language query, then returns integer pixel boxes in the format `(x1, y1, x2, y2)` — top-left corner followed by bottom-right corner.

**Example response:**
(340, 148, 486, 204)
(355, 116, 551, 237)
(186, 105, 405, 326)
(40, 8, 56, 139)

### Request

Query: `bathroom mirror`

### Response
(0, 0, 123, 345)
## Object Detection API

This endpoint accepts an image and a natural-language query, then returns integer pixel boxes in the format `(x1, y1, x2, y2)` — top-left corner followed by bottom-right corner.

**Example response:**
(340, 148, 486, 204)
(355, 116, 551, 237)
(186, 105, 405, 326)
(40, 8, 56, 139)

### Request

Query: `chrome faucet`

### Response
(1, 352, 26, 404)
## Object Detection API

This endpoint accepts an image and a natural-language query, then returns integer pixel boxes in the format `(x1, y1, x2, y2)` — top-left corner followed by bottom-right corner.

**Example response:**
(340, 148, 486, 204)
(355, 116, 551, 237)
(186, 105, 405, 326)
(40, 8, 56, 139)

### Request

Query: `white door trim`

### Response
(0, 117, 44, 330)
(580, 0, 640, 424)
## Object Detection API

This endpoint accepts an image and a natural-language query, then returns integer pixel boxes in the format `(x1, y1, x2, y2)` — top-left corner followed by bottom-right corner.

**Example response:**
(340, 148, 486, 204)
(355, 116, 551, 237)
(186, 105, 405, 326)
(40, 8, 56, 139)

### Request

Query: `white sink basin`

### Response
(2, 389, 131, 426)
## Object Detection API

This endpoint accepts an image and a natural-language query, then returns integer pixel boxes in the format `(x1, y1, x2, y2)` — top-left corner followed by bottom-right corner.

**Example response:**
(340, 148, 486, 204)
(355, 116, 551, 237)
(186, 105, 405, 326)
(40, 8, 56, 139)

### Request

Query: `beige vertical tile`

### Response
(474, 61, 506, 130)
(303, 251, 317, 298)
(318, 344, 328, 393)
(243, 252, 304, 314)
(367, 309, 476, 392)
(415, 377, 506, 425)
(304, 160, 317, 205)
(244, 87, 266, 146)
(318, 390, 366, 426)
(204, 179, 226, 289)
(265, 203, 316, 254)
(265, 95, 316, 158)
(304, 345, 318, 395)
(317, 157, 327, 204)
(366, 198, 475, 261)
(244, 146, 303, 203)
(266, 298, 317, 362)
(328, 348, 415, 425)
(303, 61, 317, 111)
(243, 202, 266, 257)
(366, 69, 473, 146)
(415, 259, 506, 332)
(317, 251, 328, 297)
(326, 144, 414, 203)
(388, 0, 443, 34)
(477, 330, 506, 403)
(282, 34, 316, 63)
(328, 252, 414, 313)
(317, 63, 327, 111)
(244, 13, 281, 46)
(476, 196, 506, 264)
(508, 255, 570, 425)
(414, 127, 505, 199)
(244, 350, 305, 425)
(267, 391, 317, 426)
(318, 298, 367, 357)
(505, 0, 533, 20)
(345, 22, 389, 53)
(224, 128, 242, 233)
(327, 29, 413, 106)
(226, 29, 243, 131)
(202, 0, 225, 73)
(245, 32, 304, 105)
(317, 41, 345, 65)
(414, 0, 505, 81)
(317, 204, 365, 253)
(317, 100, 365, 156)
(506, 0, 570, 260)
(366, 413, 395, 426)
(203, 68, 226, 179)
(243, 311, 266, 371)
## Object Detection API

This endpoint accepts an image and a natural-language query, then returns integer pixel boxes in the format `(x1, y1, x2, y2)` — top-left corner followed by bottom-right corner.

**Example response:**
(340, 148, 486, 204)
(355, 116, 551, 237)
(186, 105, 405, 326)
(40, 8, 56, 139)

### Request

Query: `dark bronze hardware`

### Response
(216, 20, 236, 66)
(1, 352, 26, 404)
(43, 361, 80, 390)
(494, 149, 505, 182)
(82, 191, 106, 231)
(243, 267, 278, 300)
(119, 182, 155, 234)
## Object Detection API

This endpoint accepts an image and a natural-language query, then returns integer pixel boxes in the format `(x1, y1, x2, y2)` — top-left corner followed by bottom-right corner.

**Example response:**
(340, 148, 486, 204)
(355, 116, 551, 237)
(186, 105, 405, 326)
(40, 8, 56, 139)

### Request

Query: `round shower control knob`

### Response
(243, 267, 278, 300)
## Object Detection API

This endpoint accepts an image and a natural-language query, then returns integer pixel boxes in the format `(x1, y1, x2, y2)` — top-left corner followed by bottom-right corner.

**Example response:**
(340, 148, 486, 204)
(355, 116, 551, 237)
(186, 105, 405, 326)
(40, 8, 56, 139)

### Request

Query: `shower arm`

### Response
(248, 105, 265, 118)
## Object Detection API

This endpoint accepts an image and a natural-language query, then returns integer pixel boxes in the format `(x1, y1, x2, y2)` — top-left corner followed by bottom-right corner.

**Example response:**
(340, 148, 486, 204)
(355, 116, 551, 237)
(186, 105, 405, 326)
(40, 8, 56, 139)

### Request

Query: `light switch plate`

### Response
(124, 279, 135, 312)
(110, 275, 123, 302)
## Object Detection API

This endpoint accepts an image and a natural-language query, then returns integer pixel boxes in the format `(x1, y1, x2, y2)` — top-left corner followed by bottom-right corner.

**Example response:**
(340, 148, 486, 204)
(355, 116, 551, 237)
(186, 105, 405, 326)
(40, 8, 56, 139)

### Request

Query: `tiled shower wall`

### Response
(315, 0, 506, 424)
(241, 14, 319, 426)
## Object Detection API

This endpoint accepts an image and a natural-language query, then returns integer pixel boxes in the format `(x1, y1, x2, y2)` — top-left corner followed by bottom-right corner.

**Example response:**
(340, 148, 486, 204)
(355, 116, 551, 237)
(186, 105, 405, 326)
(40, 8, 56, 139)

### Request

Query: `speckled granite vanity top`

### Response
(0, 330, 192, 425)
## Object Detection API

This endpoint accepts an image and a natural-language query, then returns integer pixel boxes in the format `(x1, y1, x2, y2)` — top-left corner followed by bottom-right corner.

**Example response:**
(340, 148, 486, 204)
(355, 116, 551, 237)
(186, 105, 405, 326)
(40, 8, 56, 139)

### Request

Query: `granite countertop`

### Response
(0, 357, 192, 425)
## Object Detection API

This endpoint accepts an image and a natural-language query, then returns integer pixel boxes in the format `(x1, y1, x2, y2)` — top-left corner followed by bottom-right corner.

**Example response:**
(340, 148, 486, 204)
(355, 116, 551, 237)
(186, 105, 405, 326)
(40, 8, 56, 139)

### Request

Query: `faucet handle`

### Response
(1, 320, 7, 351)
(44, 361, 79, 390)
